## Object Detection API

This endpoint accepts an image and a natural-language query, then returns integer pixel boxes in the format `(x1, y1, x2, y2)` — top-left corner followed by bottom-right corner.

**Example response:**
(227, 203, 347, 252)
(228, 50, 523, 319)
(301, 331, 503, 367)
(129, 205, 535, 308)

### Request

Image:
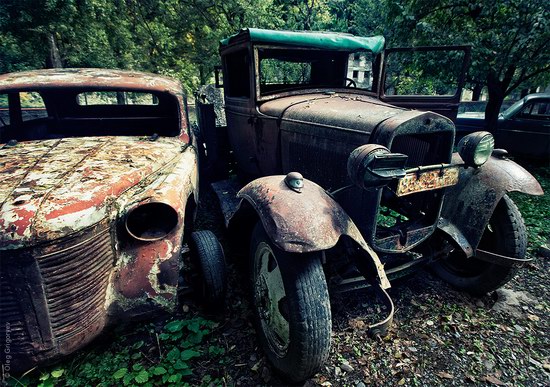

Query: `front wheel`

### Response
(249, 222, 331, 382)
(432, 195, 527, 295)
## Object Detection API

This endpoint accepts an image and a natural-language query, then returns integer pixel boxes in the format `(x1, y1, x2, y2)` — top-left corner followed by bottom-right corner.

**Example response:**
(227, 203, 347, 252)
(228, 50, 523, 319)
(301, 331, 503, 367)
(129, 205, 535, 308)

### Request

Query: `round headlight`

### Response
(458, 131, 494, 167)
(125, 202, 179, 241)
(347, 144, 391, 190)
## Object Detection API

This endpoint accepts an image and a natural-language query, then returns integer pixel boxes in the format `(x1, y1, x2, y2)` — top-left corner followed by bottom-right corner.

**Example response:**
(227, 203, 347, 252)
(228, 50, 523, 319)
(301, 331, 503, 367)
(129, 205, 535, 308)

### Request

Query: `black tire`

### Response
(432, 195, 527, 295)
(249, 222, 331, 382)
(189, 230, 227, 309)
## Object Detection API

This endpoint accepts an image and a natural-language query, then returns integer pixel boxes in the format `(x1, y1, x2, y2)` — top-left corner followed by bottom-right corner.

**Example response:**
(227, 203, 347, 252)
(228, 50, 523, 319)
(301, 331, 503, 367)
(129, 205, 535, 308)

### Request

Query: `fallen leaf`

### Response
(398, 378, 406, 385)
(481, 375, 506, 386)
(349, 319, 366, 330)
(527, 314, 540, 322)
(437, 371, 454, 379)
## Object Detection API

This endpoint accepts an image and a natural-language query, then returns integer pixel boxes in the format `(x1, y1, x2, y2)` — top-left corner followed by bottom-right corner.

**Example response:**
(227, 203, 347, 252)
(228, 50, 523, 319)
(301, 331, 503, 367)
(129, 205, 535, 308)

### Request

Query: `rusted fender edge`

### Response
(234, 175, 390, 289)
(439, 154, 543, 257)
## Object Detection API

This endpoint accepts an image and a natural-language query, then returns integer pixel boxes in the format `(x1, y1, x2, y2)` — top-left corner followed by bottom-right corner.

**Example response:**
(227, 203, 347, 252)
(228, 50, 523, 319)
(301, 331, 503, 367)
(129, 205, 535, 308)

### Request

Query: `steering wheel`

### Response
(345, 78, 357, 88)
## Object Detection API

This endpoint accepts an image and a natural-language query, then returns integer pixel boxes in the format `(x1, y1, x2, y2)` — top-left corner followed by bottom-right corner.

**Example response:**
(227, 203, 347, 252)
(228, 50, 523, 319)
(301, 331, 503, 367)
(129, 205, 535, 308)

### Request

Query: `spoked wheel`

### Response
(250, 222, 331, 382)
(189, 230, 227, 310)
(432, 195, 527, 296)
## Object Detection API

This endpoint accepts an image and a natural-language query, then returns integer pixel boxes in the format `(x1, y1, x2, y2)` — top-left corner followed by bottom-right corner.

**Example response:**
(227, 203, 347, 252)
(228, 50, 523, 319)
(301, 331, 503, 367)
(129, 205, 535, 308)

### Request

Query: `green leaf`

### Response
(173, 359, 189, 370)
(180, 349, 200, 361)
(166, 347, 181, 362)
(51, 369, 64, 378)
(187, 320, 201, 333)
(152, 366, 167, 375)
(165, 320, 185, 332)
(134, 370, 149, 384)
(113, 368, 128, 379)
(133, 363, 144, 371)
(168, 374, 182, 383)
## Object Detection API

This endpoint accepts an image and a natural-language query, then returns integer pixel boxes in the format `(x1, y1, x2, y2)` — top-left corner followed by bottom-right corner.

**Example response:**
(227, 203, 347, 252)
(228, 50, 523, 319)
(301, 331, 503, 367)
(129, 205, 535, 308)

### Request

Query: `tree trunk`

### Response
(472, 83, 483, 101)
(46, 34, 63, 68)
(484, 72, 505, 131)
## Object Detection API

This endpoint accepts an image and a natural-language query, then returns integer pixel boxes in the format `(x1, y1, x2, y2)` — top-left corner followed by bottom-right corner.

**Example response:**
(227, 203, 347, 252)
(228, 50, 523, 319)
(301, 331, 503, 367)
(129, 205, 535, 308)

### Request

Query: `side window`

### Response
(518, 101, 550, 120)
(76, 91, 158, 105)
(0, 94, 8, 127)
(224, 49, 251, 98)
(21, 92, 48, 121)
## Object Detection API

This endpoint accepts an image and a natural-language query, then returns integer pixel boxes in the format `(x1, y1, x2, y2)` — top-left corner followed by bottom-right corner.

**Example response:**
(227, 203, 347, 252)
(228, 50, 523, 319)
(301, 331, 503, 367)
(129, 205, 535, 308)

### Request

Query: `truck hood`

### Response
(259, 92, 405, 135)
(0, 137, 183, 248)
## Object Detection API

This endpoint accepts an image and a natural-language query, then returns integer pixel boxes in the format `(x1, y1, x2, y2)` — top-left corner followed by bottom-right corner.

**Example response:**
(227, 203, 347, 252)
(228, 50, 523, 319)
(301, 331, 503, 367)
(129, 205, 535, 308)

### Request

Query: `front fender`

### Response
(234, 175, 390, 289)
(439, 154, 543, 257)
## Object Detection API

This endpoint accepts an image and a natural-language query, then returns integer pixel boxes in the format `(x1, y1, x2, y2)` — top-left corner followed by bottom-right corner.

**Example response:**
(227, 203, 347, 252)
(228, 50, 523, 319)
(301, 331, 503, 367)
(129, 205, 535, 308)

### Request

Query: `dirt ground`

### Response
(193, 250, 549, 387)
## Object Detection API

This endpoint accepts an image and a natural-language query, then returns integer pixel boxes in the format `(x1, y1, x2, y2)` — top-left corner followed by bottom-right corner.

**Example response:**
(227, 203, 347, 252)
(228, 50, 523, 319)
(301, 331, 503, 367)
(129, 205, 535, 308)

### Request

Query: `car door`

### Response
(379, 46, 471, 122)
(498, 98, 550, 159)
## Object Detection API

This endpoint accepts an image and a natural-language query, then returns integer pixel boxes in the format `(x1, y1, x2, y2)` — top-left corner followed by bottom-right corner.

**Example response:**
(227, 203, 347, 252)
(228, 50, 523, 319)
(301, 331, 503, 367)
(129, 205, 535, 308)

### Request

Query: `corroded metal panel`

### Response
(236, 175, 390, 289)
(439, 154, 543, 256)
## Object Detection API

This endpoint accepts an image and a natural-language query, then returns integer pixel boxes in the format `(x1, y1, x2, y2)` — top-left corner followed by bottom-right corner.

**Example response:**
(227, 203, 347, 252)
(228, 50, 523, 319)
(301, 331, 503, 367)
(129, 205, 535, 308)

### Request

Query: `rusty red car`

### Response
(0, 68, 226, 372)
(197, 28, 544, 382)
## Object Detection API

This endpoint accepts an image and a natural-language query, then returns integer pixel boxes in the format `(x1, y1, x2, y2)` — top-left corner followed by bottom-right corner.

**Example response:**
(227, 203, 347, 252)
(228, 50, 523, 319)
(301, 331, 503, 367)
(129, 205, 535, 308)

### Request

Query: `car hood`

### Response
(259, 92, 405, 135)
(0, 136, 183, 248)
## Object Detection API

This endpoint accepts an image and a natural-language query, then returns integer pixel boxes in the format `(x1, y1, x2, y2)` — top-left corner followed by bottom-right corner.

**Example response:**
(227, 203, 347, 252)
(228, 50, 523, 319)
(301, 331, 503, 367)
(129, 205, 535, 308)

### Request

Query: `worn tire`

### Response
(189, 230, 227, 309)
(250, 222, 332, 382)
(432, 195, 527, 295)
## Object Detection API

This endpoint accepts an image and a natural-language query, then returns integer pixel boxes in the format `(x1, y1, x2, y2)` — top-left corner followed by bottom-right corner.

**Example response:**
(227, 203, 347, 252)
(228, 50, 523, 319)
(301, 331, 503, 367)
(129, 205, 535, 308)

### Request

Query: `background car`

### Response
(0, 68, 226, 372)
(455, 93, 550, 160)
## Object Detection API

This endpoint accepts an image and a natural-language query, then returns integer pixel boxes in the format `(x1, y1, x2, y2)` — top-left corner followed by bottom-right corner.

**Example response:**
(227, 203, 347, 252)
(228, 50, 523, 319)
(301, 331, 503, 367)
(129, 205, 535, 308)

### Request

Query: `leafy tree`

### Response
(382, 0, 550, 129)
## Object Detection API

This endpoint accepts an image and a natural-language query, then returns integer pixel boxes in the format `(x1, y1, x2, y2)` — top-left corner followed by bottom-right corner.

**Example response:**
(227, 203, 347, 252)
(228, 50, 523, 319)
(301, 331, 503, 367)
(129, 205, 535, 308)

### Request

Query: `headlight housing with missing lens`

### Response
(347, 144, 408, 190)
(458, 131, 495, 167)
(125, 202, 179, 241)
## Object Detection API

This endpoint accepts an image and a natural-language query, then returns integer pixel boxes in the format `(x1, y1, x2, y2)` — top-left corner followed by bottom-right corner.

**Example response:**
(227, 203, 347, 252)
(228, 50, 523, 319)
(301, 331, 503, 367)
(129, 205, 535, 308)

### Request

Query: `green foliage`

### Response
(10, 317, 226, 387)
(510, 164, 550, 253)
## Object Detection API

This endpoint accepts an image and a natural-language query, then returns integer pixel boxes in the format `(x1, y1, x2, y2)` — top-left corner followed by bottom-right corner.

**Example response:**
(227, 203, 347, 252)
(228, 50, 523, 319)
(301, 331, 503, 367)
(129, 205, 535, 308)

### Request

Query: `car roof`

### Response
(0, 68, 184, 95)
(220, 28, 385, 54)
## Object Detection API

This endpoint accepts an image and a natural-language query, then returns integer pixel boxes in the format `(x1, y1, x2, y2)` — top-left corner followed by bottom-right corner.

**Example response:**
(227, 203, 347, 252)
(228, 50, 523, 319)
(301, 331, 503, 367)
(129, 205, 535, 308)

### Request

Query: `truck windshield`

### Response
(258, 47, 375, 95)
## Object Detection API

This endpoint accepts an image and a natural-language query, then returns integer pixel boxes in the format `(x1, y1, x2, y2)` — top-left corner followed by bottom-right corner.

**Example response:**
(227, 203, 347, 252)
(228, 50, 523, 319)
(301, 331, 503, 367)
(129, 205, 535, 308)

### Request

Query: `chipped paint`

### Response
(0, 70, 199, 372)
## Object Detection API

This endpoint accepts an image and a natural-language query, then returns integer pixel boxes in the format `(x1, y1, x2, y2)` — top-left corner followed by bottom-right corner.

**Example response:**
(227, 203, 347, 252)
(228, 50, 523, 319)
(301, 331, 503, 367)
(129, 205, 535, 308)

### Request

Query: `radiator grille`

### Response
(0, 270, 33, 354)
(36, 225, 114, 341)
(391, 132, 452, 167)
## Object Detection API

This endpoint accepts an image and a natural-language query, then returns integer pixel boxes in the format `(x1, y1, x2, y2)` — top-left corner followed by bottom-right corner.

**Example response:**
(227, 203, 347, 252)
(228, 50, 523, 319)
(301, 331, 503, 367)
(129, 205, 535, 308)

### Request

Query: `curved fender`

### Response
(235, 175, 390, 289)
(439, 154, 543, 257)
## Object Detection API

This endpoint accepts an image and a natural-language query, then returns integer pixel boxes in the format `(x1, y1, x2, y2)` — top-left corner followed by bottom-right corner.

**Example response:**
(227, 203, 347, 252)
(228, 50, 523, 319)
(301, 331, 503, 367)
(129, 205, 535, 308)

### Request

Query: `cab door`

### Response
(379, 46, 471, 121)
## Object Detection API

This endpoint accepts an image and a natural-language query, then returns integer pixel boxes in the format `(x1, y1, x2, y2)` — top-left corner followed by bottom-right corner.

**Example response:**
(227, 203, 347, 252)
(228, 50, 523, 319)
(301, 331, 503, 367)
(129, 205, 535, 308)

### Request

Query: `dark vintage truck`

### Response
(196, 28, 544, 382)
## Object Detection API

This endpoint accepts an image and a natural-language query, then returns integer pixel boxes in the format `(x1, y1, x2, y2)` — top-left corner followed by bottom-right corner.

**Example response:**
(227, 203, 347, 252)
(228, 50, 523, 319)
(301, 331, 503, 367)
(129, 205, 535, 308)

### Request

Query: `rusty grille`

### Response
(391, 132, 452, 167)
(36, 225, 114, 341)
(0, 271, 33, 354)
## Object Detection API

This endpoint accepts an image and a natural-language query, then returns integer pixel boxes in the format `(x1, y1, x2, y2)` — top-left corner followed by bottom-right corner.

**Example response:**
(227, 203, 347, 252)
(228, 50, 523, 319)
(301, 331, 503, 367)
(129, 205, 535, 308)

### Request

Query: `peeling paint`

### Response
(0, 70, 198, 372)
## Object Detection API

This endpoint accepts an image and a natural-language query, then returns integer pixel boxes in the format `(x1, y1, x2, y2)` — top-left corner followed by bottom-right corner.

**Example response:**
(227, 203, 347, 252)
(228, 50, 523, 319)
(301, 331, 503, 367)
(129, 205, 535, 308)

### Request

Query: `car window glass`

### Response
(258, 47, 372, 96)
(346, 51, 374, 89)
(384, 50, 465, 96)
(77, 91, 159, 105)
(21, 92, 48, 121)
(261, 59, 312, 85)
(518, 101, 550, 120)
(0, 94, 8, 127)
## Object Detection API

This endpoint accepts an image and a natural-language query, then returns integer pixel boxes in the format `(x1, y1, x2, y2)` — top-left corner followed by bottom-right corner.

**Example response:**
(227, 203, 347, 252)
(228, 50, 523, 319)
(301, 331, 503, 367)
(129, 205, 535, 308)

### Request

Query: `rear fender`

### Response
(439, 154, 543, 257)
(233, 175, 390, 289)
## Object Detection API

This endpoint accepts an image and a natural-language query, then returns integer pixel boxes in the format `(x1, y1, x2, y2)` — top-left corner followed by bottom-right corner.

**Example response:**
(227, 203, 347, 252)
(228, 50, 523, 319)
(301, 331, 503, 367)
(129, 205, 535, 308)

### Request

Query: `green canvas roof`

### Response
(220, 28, 385, 54)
